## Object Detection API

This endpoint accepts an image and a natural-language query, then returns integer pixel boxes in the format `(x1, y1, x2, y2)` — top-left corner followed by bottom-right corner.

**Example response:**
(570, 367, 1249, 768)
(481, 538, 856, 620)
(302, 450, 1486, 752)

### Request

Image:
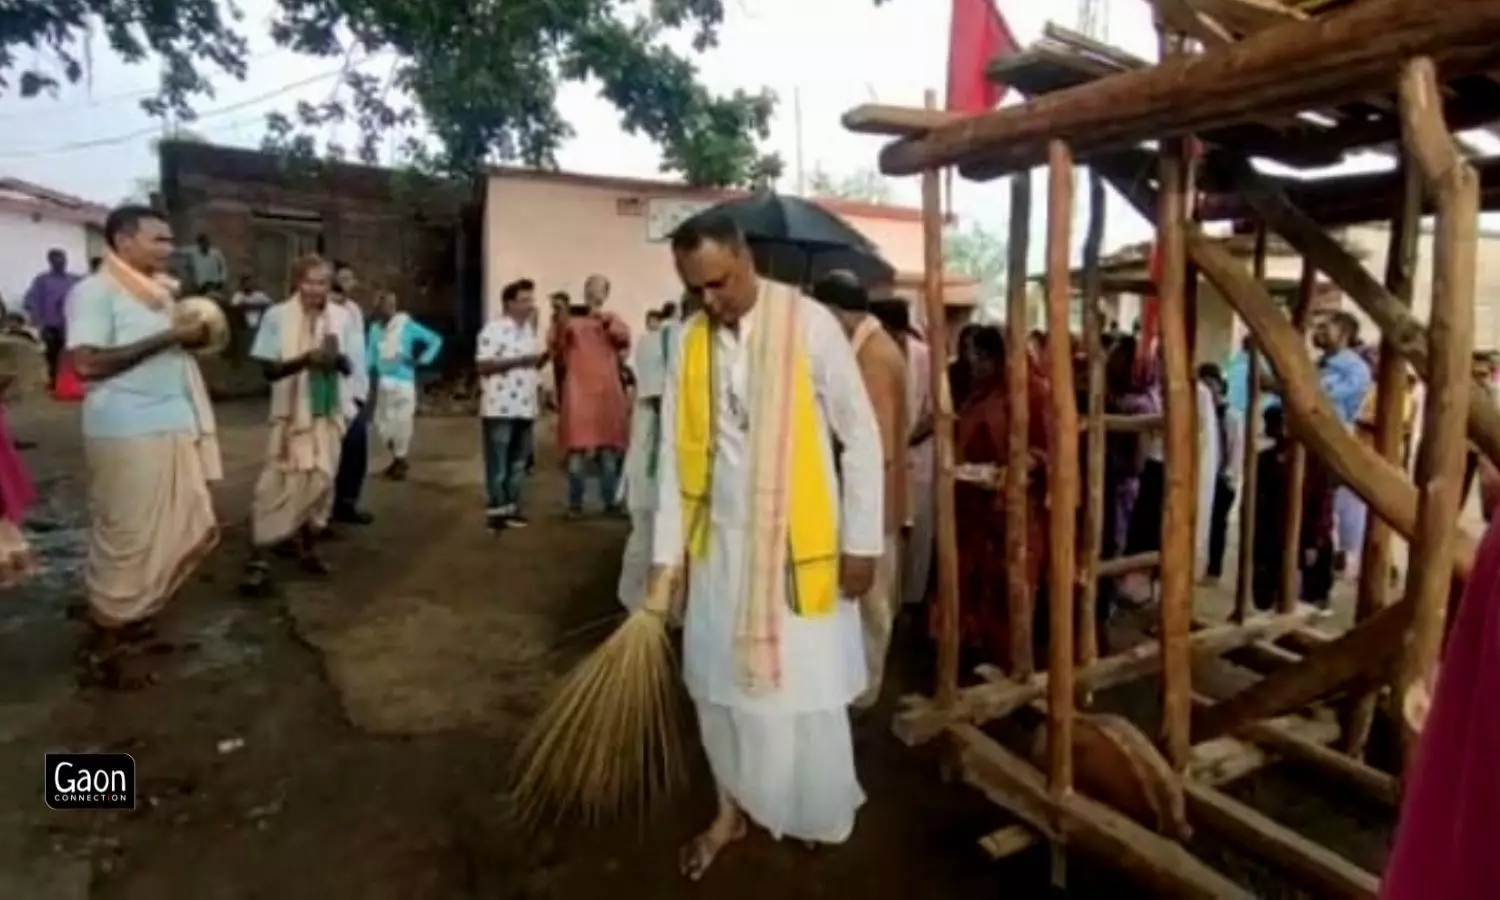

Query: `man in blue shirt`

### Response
(367, 290, 443, 480)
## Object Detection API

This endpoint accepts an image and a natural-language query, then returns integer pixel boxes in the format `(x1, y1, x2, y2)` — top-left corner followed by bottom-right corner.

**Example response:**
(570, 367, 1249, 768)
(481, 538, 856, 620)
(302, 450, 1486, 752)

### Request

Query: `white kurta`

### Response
(652, 291, 885, 844)
(618, 324, 675, 611)
(1195, 379, 1220, 578)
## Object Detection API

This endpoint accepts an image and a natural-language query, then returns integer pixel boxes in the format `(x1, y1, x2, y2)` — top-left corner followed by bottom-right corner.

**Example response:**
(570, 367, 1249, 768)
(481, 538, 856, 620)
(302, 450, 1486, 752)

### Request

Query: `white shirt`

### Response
(332, 297, 368, 409)
(632, 324, 673, 401)
(477, 315, 541, 419)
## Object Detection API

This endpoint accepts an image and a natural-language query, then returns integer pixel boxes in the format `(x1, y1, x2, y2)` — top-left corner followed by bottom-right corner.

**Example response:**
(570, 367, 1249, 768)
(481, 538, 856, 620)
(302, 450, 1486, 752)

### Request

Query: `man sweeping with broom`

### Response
(652, 212, 886, 878)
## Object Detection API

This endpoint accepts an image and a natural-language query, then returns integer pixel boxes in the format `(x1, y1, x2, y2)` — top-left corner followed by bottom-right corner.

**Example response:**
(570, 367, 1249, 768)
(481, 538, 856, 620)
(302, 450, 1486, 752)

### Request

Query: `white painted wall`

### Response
(0, 209, 90, 317)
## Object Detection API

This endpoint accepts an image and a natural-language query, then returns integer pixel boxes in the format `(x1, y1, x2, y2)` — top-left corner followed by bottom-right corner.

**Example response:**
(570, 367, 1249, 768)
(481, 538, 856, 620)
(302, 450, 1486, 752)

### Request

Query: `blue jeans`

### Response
(566, 449, 622, 512)
(482, 417, 534, 513)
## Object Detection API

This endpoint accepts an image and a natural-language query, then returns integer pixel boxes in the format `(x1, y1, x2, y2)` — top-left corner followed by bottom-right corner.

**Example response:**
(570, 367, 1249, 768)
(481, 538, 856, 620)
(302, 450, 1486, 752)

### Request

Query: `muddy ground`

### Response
(0, 397, 1392, 899)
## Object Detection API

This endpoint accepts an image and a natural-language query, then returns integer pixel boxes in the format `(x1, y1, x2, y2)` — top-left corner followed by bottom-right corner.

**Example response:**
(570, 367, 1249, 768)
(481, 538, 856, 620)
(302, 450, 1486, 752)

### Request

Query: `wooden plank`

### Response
(1184, 783, 1381, 899)
(878, 0, 1500, 177)
(892, 611, 1313, 746)
(1096, 552, 1160, 579)
(1190, 715, 1342, 785)
(979, 825, 1039, 860)
(1393, 58, 1477, 762)
(954, 726, 1255, 899)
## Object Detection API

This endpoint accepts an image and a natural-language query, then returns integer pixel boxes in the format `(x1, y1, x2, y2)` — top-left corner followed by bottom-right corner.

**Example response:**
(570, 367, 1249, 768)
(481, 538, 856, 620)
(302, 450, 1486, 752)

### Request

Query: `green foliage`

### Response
(944, 220, 1008, 297)
(1, 0, 781, 187)
(805, 166, 893, 204)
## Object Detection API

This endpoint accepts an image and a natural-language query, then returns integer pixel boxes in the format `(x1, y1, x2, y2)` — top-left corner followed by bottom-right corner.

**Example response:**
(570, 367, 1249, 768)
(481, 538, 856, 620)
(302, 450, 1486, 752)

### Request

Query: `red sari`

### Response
(1382, 519, 1500, 899)
(949, 371, 1050, 671)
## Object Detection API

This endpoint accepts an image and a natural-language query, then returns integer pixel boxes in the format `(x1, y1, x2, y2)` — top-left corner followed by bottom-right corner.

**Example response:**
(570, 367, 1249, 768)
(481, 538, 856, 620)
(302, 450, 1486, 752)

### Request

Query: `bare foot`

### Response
(678, 811, 746, 881)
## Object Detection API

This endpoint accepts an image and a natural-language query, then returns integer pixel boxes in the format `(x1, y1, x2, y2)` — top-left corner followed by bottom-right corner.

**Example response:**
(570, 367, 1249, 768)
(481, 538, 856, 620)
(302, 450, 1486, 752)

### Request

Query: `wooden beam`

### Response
(920, 89, 962, 710)
(1186, 231, 1479, 577)
(1229, 160, 1500, 467)
(1078, 168, 1108, 680)
(1240, 719, 1400, 806)
(1005, 173, 1035, 678)
(1183, 782, 1380, 899)
(1393, 58, 1477, 762)
(842, 105, 963, 138)
(1096, 551, 1160, 579)
(1344, 158, 1422, 758)
(1233, 222, 1268, 623)
(878, 0, 1500, 177)
(892, 611, 1313, 746)
(1044, 143, 1080, 889)
(954, 726, 1254, 899)
(1192, 597, 1416, 742)
(1280, 260, 1316, 615)
(1158, 131, 1196, 773)
(979, 825, 1039, 860)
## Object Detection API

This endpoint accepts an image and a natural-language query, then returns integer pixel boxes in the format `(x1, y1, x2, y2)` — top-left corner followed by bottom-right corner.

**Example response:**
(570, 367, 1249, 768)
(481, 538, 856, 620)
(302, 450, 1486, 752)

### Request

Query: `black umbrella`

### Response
(675, 192, 896, 288)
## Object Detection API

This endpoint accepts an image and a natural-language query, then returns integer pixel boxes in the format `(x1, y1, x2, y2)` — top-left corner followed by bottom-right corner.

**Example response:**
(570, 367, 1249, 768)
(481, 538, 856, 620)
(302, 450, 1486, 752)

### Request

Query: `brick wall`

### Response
(159, 142, 481, 353)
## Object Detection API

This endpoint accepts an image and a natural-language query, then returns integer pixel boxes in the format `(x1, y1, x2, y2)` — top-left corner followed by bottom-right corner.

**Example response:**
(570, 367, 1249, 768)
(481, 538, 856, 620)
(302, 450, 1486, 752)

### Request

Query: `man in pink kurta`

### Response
(551, 273, 630, 516)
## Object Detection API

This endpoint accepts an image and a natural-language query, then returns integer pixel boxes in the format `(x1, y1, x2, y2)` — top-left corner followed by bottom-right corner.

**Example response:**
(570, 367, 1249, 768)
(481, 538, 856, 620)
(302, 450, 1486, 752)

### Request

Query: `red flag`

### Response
(945, 0, 1019, 114)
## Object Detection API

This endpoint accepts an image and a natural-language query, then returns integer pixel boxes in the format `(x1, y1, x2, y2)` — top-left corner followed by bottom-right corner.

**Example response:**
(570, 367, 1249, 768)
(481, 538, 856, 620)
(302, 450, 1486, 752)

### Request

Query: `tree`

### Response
(806, 166, 893, 204)
(2, 0, 782, 187)
(944, 220, 1007, 297)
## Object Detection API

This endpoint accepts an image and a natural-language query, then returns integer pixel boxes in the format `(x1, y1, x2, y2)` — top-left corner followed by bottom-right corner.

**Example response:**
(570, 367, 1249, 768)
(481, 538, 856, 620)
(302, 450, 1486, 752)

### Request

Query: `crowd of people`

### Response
(11, 196, 1500, 887)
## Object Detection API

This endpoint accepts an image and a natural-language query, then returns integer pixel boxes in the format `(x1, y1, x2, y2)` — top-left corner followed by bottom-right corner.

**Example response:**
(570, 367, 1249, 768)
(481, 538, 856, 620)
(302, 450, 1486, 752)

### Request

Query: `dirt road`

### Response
(0, 398, 1125, 900)
(0, 396, 1398, 899)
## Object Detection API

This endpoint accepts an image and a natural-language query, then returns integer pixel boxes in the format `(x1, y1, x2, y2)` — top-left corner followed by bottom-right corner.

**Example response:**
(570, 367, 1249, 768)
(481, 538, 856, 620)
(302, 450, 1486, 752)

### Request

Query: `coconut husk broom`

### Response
(511, 565, 686, 827)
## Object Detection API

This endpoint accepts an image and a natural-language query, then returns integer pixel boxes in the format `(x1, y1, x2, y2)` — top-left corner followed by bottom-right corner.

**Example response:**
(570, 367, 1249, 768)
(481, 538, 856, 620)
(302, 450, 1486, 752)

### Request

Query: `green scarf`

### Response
(309, 370, 339, 418)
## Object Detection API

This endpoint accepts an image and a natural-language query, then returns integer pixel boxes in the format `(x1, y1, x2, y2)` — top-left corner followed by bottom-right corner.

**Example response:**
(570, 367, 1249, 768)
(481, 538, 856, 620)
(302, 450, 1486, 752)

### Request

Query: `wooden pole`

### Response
(1233, 224, 1268, 621)
(877, 0, 1500, 178)
(1078, 169, 1108, 675)
(1393, 58, 1477, 761)
(1158, 128, 1196, 772)
(1343, 159, 1422, 758)
(921, 89, 962, 709)
(1189, 233, 1478, 577)
(1231, 160, 1500, 468)
(1006, 173, 1035, 678)
(1044, 138, 1080, 888)
(1278, 259, 1316, 614)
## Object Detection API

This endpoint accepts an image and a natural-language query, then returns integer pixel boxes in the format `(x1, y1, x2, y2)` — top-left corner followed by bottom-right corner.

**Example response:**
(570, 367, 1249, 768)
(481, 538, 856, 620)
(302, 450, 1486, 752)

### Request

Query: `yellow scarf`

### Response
(675, 279, 838, 693)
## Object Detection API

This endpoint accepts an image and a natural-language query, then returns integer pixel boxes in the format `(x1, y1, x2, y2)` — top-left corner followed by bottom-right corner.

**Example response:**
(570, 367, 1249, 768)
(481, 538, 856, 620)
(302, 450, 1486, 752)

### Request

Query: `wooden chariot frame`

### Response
(844, 1, 1500, 895)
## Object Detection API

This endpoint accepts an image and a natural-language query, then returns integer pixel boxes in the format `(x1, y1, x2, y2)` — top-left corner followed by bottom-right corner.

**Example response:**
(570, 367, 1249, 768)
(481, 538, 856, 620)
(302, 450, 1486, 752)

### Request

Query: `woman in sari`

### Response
(946, 326, 1050, 671)
(0, 361, 36, 586)
(1381, 460, 1500, 900)
(241, 255, 352, 593)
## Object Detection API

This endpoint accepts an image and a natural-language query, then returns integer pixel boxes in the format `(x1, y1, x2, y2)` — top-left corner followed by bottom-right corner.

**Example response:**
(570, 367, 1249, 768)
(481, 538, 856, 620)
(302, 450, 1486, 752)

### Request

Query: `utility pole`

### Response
(1077, 0, 1108, 42)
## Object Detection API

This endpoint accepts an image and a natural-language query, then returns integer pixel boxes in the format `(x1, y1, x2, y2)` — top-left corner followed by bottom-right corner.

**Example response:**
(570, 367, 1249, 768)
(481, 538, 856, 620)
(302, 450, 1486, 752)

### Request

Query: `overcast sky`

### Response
(0, 2, 1180, 249)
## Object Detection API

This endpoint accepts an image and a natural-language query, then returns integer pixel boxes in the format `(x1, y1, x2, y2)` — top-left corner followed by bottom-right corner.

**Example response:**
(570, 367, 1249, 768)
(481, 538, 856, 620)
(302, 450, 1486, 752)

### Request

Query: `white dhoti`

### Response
(375, 378, 417, 458)
(683, 524, 869, 843)
(654, 286, 885, 847)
